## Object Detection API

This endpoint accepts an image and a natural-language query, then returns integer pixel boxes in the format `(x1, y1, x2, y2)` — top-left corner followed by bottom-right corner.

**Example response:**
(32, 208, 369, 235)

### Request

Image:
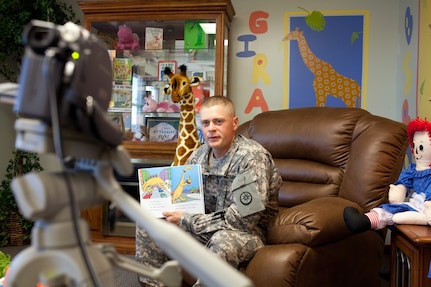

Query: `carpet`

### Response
(0, 245, 141, 287)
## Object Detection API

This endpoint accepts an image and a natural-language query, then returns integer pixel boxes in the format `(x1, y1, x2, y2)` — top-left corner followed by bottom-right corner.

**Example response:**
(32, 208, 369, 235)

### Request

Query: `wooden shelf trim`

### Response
(78, 0, 235, 22)
(122, 141, 177, 160)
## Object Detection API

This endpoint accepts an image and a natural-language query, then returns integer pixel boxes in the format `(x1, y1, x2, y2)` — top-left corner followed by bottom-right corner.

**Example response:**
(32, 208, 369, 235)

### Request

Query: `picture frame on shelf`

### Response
(147, 116, 180, 142)
(158, 60, 177, 81)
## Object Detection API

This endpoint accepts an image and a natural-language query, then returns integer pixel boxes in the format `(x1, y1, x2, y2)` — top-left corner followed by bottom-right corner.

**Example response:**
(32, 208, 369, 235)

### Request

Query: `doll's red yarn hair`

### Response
(407, 118, 431, 148)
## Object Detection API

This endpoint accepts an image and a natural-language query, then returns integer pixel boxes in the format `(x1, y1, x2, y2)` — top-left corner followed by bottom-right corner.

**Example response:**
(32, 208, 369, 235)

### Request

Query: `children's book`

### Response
(113, 58, 132, 82)
(184, 21, 207, 49)
(138, 164, 205, 218)
(111, 84, 132, 110)
(145, 27, 163, 50)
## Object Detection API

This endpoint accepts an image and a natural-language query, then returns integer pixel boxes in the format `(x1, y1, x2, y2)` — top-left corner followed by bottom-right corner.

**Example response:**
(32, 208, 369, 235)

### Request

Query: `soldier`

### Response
(136, 96, 282, 287)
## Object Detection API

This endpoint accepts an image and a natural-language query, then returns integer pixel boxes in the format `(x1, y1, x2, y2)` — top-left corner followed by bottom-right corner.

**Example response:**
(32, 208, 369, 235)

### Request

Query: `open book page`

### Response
(138, 164, 204, 218)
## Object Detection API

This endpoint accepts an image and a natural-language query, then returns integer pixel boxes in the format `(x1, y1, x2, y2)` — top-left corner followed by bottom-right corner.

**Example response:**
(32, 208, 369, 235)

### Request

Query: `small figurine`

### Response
(344, 118, 431, 233)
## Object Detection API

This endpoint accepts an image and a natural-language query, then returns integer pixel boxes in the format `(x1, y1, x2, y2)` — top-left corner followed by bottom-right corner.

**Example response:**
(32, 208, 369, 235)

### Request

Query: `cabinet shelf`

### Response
(122, 141, 177, 160)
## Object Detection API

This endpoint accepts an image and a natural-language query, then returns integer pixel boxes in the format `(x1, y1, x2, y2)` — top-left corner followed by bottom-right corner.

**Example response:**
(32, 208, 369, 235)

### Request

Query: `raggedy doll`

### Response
(344, 118, 431, 233)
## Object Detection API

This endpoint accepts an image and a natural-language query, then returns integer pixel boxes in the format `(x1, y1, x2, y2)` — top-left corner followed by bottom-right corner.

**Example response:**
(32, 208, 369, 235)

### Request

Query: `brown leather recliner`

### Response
(237, 107, 408, 287)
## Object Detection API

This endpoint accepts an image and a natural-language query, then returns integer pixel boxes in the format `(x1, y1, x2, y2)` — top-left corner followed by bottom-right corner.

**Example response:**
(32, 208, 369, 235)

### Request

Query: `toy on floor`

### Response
(163, 65, 201, 166)
(344, 118, 431, 233)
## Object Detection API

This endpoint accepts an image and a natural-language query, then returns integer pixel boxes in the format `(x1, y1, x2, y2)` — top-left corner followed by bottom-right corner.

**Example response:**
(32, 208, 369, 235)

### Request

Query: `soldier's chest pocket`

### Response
(204, 175, 235, 211)
(231, 170, 265, 217)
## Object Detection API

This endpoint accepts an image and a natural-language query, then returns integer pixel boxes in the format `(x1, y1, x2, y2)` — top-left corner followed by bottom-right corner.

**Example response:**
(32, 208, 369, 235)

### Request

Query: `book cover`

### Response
(158, 60, 177, 81)
(184, 21, 207, 49)
(110, 84, 132, 110)
(138, 164, 205, 218)
(113, 58, 133, 82)
(107, 112, 124, 132)
(145, 27, 163, 50)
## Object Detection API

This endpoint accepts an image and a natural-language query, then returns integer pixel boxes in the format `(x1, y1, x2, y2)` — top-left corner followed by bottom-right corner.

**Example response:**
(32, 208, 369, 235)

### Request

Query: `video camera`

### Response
(15, 20, 123, 148)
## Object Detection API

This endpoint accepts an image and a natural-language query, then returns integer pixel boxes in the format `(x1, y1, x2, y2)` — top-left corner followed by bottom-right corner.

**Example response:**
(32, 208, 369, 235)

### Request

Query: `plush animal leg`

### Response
(392, 211, 428, 225)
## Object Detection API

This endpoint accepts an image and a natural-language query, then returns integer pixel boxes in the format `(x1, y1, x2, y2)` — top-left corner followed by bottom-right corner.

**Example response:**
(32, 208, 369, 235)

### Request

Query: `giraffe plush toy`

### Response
(164, 65, 201, 166)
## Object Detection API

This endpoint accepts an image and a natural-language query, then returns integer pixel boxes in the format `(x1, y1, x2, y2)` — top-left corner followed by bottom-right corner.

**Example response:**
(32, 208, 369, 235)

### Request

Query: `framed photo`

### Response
(158, 60, 177, 81)
(147, 117, 180, 142)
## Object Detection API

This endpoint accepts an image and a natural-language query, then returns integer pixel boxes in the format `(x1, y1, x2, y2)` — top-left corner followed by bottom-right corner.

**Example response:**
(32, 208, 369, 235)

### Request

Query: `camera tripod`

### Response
(5, 118, 253, 287)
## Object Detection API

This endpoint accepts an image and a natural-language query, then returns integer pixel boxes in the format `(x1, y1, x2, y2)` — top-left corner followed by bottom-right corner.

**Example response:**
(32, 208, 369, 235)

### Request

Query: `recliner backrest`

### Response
(238, 107, 408, 211)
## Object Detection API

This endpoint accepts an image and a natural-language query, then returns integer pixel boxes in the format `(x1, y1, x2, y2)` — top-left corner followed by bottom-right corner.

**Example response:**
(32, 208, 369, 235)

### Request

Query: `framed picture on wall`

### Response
(284, 11, 367, 109)
(158, 60, 177, 81)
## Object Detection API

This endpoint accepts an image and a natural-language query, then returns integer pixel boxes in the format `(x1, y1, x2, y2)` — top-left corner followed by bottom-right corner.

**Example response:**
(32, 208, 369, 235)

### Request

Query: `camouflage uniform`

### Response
(136, 135, 282, 286)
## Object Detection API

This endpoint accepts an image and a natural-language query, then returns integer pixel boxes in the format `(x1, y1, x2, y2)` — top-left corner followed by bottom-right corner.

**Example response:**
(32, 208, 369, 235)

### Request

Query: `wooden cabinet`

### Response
(78, 0, 235, 254)
(390, 224, 431, 287)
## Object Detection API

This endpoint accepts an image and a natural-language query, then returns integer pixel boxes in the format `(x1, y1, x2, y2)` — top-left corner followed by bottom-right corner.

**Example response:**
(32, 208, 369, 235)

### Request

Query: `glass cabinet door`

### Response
(79, 1, 235, 159)
(97, 19, 217, 143)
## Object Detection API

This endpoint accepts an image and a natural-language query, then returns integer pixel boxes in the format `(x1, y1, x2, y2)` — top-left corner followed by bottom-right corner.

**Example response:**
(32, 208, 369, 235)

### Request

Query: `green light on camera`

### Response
(71, 51, 80, 60)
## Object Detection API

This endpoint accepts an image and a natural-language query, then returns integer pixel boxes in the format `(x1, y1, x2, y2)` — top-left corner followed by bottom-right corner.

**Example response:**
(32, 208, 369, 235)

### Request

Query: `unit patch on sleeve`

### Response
(231, 170, 265, 217)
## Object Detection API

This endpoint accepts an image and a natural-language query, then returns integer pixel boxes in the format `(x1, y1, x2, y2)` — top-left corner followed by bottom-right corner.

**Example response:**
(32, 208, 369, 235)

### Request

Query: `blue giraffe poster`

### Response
(138, 164, 204, 218)
(284, 10, 368, 109)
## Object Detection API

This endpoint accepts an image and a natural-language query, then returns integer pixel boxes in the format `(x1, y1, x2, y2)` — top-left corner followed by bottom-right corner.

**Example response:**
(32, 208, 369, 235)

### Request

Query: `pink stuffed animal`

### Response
(156, 101, 180, 113)
(115, 25, 140, 50)
(142, 96, 157, 112)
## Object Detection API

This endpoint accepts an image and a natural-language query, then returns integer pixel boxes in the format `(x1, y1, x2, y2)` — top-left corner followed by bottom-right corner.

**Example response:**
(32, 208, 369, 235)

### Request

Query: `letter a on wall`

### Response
(245, 88, 269, 113)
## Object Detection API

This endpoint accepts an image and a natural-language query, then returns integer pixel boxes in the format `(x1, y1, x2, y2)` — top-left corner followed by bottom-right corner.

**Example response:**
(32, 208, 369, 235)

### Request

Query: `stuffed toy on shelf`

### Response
(142, 96, 158, 112)
(344, 117, 431, 233)
(115, 24, 140, 50)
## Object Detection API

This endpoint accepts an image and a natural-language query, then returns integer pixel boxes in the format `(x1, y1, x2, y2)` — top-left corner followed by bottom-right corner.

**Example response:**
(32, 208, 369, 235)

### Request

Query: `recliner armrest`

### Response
(267, 197, 362, 246)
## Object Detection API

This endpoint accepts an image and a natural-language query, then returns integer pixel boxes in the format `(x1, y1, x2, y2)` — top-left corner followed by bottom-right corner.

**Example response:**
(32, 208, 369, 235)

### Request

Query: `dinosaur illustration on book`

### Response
(171, 166, 193, 203)
(283, 27, 361, 108)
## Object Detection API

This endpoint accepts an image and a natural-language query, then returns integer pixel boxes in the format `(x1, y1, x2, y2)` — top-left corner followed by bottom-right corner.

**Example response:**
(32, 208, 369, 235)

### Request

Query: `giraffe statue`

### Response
(283, 27, 361, 108)
(164, 65, 201, 166)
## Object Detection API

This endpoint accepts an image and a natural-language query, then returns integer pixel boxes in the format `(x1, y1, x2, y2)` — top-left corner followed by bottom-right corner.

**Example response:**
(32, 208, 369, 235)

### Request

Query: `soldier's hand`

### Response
(163, 210, 183, 225)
